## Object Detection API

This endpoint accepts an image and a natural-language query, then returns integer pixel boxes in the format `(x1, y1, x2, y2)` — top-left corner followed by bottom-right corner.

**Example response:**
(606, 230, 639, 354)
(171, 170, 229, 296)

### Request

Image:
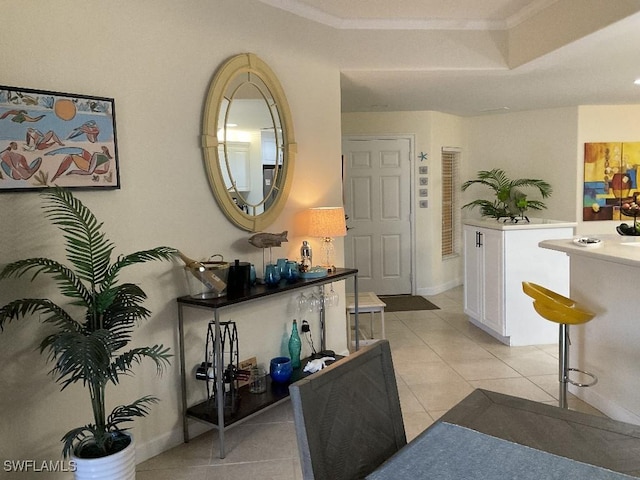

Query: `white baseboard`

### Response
(416, 278, 462, 297)
(569, 385, 640, 426)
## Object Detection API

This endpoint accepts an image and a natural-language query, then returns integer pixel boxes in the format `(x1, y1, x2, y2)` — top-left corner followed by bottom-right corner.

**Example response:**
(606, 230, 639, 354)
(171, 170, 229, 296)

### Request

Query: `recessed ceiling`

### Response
(257, 0, 558, 29)
(257, 0, 640, 116)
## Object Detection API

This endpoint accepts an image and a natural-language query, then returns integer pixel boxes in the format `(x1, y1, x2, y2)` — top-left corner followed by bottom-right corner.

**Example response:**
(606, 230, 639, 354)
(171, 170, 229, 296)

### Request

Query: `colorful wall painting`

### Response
(583, 142, 640, 221)
(0, 85, 119, 191)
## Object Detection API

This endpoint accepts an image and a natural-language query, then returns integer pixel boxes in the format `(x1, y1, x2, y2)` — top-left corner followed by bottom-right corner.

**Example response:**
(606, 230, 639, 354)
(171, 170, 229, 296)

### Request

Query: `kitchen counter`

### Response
(540, 234, 640, 426)
(463, 217, 577, 231)
(540, 234, 640, 268)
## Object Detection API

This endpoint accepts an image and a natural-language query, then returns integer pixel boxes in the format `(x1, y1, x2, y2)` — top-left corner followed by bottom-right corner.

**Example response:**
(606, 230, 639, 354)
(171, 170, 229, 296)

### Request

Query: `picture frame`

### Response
(583, 142, 640, 221)
(0, 85, 120, 191)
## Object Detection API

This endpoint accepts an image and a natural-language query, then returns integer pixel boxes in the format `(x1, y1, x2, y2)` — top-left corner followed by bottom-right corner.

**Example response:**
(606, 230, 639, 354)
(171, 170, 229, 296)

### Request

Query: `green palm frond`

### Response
(110, 345, 172, 382)
(0, 258, 91, 304)
(102, 248, 178, 290)
(461, 168, 511, 192)
(462, 168, 552, 218)
(107, 396, 159, 430)
(461, 199, 509, 219)
(509, 177, 553, 198)
(41, 187, 114, 286)
(0, 298, 79, 332)
(0, 187, 177, 458)
(42, 329, 113, 390)
(522, 199, 547, 210)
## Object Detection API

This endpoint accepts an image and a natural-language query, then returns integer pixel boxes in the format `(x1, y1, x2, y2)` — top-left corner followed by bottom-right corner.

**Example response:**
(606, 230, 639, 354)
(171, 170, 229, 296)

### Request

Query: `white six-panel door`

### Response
(343, 137, 412, 295)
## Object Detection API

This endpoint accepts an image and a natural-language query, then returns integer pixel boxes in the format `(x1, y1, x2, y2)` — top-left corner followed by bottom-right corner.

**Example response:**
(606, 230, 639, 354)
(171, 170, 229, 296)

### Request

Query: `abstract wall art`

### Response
(583, 142, 640, 221)
(0, 85, 119, 191)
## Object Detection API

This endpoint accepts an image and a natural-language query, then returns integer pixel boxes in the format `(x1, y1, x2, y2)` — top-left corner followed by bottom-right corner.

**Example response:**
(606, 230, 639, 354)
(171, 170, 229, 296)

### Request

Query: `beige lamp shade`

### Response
(307, 207, 347, 238)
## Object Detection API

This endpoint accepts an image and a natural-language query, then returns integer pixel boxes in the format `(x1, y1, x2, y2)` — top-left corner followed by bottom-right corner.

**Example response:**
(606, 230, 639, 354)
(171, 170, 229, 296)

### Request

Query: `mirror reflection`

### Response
(202, 53, 295, 232)
(217, 76, 284, 216)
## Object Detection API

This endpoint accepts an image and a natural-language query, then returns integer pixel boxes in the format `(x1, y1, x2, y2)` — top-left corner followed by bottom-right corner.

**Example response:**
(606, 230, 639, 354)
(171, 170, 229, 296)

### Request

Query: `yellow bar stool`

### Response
(522, 282, 597, 409)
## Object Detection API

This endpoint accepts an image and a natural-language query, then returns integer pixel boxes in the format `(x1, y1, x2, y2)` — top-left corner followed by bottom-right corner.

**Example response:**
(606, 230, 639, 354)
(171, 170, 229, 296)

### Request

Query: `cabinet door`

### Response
(463, 225, 482, 320)
(481, 229, 505, 335)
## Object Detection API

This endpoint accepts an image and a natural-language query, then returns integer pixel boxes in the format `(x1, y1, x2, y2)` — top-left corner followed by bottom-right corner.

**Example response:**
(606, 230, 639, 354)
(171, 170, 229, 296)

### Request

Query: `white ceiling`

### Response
(257, 0, 640, 116)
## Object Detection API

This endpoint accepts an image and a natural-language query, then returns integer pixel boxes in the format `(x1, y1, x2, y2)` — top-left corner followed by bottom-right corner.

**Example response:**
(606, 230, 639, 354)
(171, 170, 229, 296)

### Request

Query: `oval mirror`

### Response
(202, 53, 296, 231)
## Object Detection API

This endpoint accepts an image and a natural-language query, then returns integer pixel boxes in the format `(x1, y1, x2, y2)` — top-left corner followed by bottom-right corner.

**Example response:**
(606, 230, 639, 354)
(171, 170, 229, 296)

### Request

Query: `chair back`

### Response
(289, 340, 406, 480)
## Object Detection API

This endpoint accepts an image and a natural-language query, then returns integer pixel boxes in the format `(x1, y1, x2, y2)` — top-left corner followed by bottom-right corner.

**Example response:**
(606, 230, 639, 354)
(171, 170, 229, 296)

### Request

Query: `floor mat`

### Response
(378, 295, 439, 312)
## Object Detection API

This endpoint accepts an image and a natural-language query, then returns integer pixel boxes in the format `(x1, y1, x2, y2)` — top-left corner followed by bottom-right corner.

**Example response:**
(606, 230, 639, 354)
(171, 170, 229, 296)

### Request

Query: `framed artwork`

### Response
(583, 142, 640, 221)
(0, 85, 119, 191)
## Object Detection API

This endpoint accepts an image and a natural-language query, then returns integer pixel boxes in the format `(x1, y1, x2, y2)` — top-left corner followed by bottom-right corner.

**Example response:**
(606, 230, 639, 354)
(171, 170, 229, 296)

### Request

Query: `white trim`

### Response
(416, 277, 463, 297)
(442, 146, 463, 153)
(569, 385, 640, 426)
(256, 0, 558, 31)
(135, 422, 212, 464)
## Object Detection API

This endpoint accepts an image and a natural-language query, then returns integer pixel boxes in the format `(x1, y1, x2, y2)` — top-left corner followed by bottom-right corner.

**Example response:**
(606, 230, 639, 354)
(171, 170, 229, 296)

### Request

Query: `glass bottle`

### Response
(288, 319, 302, 369)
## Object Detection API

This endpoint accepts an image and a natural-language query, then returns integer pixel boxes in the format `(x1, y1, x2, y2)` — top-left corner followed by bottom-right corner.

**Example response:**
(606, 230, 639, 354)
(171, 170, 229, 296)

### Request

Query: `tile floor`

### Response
(137, 286, 604, 480)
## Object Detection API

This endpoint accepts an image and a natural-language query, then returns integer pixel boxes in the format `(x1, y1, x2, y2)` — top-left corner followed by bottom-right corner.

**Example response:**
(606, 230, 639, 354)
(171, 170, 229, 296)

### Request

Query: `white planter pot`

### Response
(72, 434, 135, 480)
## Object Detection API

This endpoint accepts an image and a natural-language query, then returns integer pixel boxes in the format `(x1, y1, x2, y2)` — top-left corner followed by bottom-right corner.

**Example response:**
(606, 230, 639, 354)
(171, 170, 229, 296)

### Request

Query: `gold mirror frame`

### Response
(202, 53, 296, 232)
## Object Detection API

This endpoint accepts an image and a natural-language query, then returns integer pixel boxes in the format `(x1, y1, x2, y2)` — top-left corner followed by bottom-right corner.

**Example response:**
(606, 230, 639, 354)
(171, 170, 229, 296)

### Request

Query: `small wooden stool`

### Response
(346, 292, 386, 349)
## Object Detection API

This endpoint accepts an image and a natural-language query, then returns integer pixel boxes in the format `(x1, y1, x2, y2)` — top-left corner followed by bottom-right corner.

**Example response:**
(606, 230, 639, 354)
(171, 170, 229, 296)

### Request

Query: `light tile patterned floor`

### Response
(137, 286, 604, 480)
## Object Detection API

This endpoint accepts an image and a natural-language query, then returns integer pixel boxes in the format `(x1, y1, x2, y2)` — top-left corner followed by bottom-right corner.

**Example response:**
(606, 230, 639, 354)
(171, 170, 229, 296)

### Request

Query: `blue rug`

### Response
(368, 422, 635, 479)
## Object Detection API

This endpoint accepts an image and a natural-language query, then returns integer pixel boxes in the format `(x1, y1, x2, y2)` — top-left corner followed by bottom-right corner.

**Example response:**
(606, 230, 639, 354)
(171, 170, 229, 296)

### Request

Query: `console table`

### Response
(177, 267, 358, 458)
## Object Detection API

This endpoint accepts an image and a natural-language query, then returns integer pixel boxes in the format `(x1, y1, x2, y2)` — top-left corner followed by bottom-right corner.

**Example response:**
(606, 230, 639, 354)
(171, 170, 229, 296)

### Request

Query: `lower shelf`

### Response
(186, 356, 342, 428)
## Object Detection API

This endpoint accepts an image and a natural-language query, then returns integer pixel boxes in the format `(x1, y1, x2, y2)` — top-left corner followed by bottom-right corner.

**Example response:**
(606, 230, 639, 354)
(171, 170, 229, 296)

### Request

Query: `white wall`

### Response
(341, 111, 465, 295)
(0, 0, 345, 471)
(463, 107, 580, 223)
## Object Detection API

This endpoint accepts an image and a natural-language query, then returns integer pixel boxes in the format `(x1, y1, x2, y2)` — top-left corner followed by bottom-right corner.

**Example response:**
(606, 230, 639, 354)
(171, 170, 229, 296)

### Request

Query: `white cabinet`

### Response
(463, 219, 574, 346)
(464, 226, 505, 336)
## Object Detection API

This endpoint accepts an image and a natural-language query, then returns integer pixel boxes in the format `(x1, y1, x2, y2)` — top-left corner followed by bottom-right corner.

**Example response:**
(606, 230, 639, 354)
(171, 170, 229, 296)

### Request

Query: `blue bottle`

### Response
(288, 319, 302, 369)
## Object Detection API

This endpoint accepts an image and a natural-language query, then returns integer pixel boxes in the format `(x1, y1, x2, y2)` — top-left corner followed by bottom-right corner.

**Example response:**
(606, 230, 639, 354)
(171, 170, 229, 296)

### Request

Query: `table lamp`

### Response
(307, 206, 347, 272)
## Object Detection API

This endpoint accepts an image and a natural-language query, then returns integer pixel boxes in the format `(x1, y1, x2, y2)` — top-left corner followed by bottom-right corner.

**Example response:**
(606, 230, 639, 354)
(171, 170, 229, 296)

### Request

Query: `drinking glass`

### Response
(297, 292, 309, 313)
(322, 286, 331, 307)
(309, 290, 321, 312)
(329, 283, 339, 307)
(264, 264, 279, 287)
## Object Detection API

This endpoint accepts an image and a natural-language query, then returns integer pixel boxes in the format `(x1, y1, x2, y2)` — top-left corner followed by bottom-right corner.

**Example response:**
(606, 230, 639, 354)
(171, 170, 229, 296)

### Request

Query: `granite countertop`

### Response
(463, 218, 577, 231)
(540, 234, 640, 268)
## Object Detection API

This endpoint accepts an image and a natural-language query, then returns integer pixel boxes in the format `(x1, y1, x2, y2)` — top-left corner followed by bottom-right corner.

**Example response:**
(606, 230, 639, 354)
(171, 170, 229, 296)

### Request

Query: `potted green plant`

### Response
(0, 187, 176, 477)
(461, 168, 552, 221)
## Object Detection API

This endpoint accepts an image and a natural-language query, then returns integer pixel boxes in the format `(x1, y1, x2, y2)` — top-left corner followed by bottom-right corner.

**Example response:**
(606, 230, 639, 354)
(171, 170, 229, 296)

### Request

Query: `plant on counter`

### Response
(0, 187, 176, 460)
(461, 168, 552, 220)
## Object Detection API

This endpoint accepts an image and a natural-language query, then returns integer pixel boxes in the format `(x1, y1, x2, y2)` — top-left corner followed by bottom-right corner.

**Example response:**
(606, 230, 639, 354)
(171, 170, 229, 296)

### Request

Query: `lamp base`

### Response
(320, 238, 338, 273)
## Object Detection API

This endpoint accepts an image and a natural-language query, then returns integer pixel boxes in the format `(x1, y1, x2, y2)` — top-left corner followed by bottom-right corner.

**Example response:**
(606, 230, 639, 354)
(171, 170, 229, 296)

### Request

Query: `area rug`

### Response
(379, 295, 439, 312)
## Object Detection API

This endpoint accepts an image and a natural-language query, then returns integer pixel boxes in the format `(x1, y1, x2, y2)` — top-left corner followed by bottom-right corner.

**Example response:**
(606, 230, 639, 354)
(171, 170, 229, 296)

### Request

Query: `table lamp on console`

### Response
(306, 206, 347, 272)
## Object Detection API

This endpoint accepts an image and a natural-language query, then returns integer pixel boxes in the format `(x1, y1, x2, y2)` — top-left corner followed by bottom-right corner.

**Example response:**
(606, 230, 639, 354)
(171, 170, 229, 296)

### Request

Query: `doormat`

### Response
(379, 295, 439, 312)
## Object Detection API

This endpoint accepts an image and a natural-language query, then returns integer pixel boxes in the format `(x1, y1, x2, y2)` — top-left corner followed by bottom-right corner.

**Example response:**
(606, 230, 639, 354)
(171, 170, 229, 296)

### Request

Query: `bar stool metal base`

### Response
(559, 324, 598, 409)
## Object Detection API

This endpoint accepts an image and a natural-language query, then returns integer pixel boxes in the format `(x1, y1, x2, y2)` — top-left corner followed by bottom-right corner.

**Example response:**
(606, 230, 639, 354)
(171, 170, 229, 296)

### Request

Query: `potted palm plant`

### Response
(0, 187, 176, 478)
(461, 168, 552, 221)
